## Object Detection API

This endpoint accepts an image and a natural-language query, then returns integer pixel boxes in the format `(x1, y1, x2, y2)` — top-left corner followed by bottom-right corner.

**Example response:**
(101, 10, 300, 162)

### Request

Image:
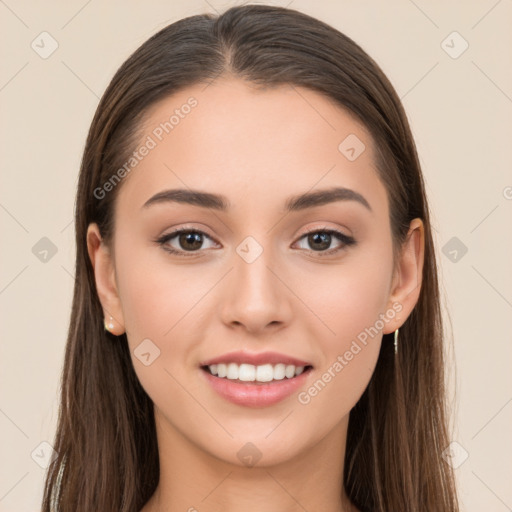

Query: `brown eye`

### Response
(177, 232, 204, 251)
(155, 229, 217, 257)
(295, 229, 356, 256)
(307, 232, 331, 251)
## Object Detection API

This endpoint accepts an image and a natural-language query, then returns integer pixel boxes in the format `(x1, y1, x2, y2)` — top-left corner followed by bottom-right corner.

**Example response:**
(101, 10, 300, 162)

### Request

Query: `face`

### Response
(88, 77, 423, 467)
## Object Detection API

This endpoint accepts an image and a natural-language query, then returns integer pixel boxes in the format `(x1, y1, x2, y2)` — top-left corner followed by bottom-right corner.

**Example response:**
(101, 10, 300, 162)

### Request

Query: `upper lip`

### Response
(200, 350, 313, 368)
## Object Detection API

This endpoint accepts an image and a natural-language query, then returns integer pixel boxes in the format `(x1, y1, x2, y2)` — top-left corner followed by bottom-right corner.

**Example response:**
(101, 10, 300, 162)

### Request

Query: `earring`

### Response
(394, 328, 399, 354)
(104, 315, 114, 332)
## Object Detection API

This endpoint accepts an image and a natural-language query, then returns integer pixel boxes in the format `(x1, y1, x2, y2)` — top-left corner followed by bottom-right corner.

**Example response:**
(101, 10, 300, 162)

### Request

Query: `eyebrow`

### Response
(142, 186, 372, 212)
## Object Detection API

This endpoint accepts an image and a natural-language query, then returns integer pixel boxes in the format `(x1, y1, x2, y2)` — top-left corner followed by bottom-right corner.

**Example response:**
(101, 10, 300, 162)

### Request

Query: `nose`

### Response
(219, 242, 293, 335)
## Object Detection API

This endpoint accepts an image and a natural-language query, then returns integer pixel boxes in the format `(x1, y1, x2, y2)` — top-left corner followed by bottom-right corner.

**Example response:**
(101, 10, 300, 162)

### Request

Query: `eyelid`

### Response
(156, 224, 217, 241)
(300, 224, 350, 237)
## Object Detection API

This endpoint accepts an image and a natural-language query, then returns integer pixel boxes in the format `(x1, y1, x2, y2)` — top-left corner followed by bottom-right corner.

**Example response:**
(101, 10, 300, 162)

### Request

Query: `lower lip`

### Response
(201, 367, 313, 408)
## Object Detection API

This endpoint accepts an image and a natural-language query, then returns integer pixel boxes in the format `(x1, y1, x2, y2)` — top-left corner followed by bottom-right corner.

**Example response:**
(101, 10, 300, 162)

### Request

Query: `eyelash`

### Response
(154, 226, 356, 258)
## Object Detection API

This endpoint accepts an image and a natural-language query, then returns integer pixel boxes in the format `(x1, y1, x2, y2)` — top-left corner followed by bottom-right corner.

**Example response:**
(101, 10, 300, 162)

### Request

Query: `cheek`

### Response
(113, 243, 205, 402)
(115, 239, 205, 339)
(295, 248, 392, 405)
(114, 240, 219, 387)
(302, 254, 393, 344)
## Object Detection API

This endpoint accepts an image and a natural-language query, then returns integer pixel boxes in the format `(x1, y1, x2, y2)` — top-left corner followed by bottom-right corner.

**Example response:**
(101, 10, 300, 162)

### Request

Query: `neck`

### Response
(141, 409, 359, 512)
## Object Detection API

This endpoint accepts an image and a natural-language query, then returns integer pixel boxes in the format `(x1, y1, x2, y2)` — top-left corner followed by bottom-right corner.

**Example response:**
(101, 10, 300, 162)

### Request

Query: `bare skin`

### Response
(87, 77, 424, 512)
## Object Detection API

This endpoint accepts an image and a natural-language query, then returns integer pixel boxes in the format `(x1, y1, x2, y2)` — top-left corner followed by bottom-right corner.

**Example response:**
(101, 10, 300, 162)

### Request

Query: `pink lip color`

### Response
(200, 350, 312, 367)
(200, 367, 313, 408)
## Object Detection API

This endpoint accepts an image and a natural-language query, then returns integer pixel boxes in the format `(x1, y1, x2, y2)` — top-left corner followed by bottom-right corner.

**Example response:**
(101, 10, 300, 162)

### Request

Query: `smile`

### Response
(203, 362, 312, 383)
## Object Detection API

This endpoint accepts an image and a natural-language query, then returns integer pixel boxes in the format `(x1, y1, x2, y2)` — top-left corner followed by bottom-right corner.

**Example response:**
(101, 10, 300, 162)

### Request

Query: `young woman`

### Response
(41, 5, 459, 511)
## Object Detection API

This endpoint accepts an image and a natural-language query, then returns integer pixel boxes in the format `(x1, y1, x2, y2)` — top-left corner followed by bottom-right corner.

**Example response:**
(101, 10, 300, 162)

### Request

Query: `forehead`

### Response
(115, 77, 388, 218)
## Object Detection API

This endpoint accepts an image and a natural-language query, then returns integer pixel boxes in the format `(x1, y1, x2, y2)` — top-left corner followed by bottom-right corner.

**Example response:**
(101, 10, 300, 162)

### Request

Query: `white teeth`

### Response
(239, 363, 256, 381)
(273, 363, 286, 380)
(285, 365, 295, 379)
(226, 362, 239, 379)
(207, 362, 308, 382)
(256, 364, 273, 382)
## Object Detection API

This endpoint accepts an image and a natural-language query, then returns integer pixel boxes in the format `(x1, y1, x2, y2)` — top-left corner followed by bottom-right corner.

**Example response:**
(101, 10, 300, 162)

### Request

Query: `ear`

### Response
(86, 223, 125, 335)
(383, 218, 425, 334)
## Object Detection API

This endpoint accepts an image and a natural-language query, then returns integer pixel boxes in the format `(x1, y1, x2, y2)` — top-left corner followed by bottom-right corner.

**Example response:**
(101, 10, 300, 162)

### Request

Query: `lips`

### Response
(199, 350, 313, 368)
(201, 364, 313, 407)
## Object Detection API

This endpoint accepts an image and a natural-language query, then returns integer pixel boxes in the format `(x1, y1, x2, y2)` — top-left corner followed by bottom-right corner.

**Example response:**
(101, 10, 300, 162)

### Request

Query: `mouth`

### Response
(200, 363, 314, 385)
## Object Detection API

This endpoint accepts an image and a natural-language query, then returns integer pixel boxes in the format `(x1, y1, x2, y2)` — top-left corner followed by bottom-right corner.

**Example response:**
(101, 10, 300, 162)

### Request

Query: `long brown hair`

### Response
(41, 5, 459, 511)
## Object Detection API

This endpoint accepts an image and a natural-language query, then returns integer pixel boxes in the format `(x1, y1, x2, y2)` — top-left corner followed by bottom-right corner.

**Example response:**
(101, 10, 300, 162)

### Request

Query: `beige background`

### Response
(1, 1, 511, 510)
